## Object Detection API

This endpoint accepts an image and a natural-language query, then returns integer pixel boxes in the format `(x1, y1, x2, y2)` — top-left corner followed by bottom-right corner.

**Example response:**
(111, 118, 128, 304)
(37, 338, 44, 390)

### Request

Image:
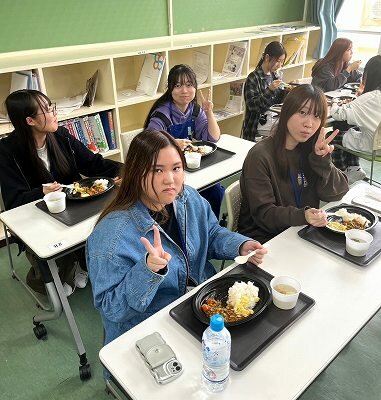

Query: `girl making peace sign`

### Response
(238, 84, 349, 244)
(143, 64, 224, 219)
(86, 129, 266, 347)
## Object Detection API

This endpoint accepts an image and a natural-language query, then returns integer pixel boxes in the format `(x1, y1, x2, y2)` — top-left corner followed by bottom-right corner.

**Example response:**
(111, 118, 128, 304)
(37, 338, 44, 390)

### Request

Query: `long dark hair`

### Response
(144, 64, 198, 128)
(5, 89, 71, 180)
(362, 55, 381, 94)
(312, 38, 352, 77)
(272, 84, 327, 177)
(98, 129, 185, 222)
(256, 41, 287, 69)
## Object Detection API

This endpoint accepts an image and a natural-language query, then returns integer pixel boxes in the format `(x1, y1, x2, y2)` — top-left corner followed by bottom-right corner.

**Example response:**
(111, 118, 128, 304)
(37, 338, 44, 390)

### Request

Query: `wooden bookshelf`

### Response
(0, 23, 320, 161)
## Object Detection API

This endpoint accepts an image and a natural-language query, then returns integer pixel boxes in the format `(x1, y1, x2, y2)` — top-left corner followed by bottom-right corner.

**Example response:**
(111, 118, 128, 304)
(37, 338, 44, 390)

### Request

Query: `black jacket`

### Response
(0, 126, 121, 210)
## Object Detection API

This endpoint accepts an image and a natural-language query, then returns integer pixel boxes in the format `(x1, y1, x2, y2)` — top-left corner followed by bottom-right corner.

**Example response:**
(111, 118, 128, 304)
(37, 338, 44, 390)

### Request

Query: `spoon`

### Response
(42, 183, 74, 189)
(234, 250, 257, 265)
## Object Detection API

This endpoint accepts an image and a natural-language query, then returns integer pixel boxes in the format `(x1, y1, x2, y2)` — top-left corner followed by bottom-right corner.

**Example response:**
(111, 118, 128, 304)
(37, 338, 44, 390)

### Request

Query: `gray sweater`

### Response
(311, 62, 362, 92)
(237, 137, 349, 243)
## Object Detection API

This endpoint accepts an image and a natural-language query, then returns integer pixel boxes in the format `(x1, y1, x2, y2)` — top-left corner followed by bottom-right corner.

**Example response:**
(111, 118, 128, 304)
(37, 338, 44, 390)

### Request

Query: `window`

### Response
(337, 0, 381, 63)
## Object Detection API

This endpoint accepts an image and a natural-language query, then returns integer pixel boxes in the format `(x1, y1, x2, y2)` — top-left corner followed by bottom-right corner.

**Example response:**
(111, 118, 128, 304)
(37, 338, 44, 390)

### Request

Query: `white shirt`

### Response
(330, 89, 381, 152)
(36, 142, 50, 171)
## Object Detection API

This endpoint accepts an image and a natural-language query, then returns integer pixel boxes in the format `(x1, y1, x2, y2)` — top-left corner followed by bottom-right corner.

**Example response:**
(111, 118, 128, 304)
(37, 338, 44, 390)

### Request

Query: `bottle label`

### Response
(202, 364, 229, 383)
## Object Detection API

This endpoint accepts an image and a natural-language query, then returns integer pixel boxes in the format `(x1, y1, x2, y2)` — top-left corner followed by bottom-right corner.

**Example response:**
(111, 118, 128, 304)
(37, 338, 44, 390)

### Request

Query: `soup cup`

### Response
(44, 192, 66, 213)
(270, 276, 301, 310)
(345, 229, 373, 257)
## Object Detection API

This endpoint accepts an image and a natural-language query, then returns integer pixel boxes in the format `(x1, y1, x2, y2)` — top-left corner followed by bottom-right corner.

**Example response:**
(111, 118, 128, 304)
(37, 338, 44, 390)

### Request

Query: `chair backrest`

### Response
(372, 120, 381, 151)
(224, 180, 241, 231)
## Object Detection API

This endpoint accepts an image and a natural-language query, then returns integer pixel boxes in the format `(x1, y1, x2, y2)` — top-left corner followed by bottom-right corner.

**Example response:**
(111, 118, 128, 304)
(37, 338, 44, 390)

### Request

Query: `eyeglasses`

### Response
(36, 103, 57, 116)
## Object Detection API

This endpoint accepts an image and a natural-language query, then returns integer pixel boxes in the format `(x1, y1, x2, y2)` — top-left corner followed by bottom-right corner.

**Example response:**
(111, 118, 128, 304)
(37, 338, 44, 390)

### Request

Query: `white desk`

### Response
(99, 183, 381, 400)
(0, 133, 253, 379)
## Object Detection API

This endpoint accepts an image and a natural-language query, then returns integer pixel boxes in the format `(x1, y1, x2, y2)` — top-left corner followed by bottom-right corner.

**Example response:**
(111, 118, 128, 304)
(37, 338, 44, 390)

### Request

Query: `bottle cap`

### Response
(210, 314, 224, 331)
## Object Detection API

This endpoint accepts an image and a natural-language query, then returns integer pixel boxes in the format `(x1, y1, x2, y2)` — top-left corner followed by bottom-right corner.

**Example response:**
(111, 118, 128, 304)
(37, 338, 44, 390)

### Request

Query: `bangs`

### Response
(299, 96, 325, 118)
(177, 72, 197, 86)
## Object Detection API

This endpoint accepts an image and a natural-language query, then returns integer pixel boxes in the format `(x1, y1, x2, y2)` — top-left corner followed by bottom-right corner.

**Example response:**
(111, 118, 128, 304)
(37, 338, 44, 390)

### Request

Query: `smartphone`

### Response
(135, 332, 183, 385)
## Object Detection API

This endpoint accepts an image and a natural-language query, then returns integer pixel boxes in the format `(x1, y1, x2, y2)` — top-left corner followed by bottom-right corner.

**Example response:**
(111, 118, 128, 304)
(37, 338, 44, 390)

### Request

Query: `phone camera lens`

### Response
(173, 362, 178, 366)
(176, 366, 181, 371)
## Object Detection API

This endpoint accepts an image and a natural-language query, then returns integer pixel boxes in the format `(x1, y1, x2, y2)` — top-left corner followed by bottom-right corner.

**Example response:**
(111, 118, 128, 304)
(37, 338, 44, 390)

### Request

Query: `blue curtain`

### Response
(311, 0, 345, 58)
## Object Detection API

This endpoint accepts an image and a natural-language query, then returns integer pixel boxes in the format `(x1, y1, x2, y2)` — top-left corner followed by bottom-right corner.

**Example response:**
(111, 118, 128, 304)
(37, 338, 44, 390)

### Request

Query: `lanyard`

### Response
(289, 168, 306, 209)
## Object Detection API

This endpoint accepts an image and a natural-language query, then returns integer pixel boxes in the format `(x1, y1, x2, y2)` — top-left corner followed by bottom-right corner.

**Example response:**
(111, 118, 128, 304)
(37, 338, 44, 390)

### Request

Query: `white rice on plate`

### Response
(227, 281, 260, 317)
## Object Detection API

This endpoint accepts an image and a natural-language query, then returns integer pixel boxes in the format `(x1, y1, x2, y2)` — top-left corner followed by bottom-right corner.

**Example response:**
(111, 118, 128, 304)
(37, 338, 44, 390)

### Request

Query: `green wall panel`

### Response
(172, 0, 305, 34)
(0, 0, 168, 53)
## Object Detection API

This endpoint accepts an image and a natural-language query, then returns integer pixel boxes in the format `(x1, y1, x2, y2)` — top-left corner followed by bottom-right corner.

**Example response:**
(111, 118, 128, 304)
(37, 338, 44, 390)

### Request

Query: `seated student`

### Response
(311, 38, 362, 92)
(0, 89, 121, 296)
(242, 41, 288, 142)
(238, 84, 349, 244)
(143, 64, 224, 219)
(330, 55, 381, 184)
(86, 129, 267, 347)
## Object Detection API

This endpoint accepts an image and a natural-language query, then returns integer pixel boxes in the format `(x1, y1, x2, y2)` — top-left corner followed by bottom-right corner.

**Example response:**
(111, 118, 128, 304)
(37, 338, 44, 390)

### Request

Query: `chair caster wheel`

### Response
(33, 323, 47, 340)
(79, 364, 91, 381)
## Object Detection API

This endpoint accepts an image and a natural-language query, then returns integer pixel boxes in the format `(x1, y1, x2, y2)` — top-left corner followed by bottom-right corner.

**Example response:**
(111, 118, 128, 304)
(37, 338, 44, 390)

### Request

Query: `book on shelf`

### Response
(84, 70, 99, 107)
(224, 82, 244, 114)
(117, 52, 166, 101)
(222, 42, 248, 77)
(136, 52, 166, 96)
(192, 50, 209, 85)
(99, 110, 117, 150)
(88, 114, 109, 153)
(64, 119, 79, 141)
(283, 37, 305, 66)
(80, 116, 99, 153)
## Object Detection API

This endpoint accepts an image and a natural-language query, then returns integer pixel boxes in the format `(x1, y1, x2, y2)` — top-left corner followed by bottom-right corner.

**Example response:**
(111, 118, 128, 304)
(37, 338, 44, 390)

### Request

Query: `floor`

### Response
(1, 161, 381, 400)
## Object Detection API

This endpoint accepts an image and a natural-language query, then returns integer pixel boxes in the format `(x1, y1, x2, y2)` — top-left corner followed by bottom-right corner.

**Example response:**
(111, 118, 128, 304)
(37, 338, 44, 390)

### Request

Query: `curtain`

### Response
(310, 0, 345, 58)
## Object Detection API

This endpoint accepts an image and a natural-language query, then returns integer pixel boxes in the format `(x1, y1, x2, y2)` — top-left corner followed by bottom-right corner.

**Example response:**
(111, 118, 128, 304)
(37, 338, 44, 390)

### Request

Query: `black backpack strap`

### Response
(150, 111, 172, 130)
(192, 102, 201, 119)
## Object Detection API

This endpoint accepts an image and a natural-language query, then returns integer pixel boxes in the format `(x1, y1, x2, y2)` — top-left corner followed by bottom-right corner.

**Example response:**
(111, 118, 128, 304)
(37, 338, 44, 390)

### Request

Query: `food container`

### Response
(43, 192, 66, 213)
(345, 229, 373, 257)
(270, 276, 301, 310)
(185, 152, 201, 169)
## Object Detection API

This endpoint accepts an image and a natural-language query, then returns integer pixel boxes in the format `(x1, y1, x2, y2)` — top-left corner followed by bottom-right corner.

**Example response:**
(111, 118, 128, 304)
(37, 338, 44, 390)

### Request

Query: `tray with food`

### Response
(298, 203, 381, 266)
(183, 141, 217, 157)
(170, 264, 315, 371)
(65, 177, 114, 200)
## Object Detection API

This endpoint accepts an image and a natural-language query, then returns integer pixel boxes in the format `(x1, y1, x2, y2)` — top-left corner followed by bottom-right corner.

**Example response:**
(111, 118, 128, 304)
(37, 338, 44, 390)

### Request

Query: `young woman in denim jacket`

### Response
(86, 129, 267, 347)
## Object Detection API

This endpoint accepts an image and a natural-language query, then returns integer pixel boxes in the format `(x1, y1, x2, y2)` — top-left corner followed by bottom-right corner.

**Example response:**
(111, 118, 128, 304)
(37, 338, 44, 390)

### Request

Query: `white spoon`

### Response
(42, 183, 74, 189)
(234, 250, 257, 265)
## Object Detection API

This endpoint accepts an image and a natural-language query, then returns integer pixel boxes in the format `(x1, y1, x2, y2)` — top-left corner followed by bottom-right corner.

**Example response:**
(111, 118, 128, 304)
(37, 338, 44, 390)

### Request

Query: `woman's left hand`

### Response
(239, 241, 267, 265)
(314, 128, 338, 157)
(200, 89, 214, 113)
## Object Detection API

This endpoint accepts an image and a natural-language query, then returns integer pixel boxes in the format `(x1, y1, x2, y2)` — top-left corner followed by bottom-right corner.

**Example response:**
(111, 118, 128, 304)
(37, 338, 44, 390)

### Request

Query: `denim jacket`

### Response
(86, 185, 250, 345)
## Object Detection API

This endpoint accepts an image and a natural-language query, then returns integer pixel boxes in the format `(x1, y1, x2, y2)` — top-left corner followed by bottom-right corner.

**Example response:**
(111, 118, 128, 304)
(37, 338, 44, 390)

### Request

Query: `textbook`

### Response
(99, 110, 117, 150)
(283, 37, 305, 66)
(136, 52, 166, 96)
(84, 70, 99, 107)
(80, 116, 99, 153)
(222, 42, 248, 77)
(224, 82, 244, 114)
(88, 114, 109, 153)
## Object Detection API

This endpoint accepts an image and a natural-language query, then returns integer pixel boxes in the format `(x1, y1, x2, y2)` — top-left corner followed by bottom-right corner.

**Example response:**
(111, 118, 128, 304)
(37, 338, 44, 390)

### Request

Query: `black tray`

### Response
(298, 217, 381, 267)
(185, 147, 235, 172)
(35, 188, 115, 226)
(169, 264, 315, 371)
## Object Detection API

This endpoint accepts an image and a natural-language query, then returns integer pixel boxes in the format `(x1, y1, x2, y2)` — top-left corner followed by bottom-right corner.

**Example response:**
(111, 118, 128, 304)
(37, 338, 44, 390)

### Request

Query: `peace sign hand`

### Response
(140, 225, 172, 273)
(314, 128, 338, 157)
(199, 89, 214, 113)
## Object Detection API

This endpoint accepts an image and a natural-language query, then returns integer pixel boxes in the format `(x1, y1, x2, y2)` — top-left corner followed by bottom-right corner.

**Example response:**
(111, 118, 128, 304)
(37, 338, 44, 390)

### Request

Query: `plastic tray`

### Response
(35, 188, 115, 226)
(185, 147, 235, 172)
(169, 264, 315, 371)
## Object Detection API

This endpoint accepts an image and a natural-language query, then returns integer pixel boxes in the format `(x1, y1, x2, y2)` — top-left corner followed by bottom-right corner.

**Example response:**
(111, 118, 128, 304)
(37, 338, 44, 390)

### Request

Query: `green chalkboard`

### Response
(0, 0, 168, 53)
(172, 0, 305, 34)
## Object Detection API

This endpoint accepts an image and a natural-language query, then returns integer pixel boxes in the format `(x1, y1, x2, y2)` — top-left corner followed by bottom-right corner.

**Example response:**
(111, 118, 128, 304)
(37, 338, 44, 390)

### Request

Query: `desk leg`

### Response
(47, 259, 91, 380)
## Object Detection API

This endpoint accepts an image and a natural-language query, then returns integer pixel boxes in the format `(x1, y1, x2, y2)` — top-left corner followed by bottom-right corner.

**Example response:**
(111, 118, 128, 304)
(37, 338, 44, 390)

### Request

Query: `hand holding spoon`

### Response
(234, 250, 257, 265)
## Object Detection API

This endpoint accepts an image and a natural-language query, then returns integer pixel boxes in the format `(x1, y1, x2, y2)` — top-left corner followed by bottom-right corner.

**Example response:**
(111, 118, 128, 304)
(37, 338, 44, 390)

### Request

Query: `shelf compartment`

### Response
(168, 46, 211, 86)
(42, 59, 115, 107)
(118, 100, 155, 133)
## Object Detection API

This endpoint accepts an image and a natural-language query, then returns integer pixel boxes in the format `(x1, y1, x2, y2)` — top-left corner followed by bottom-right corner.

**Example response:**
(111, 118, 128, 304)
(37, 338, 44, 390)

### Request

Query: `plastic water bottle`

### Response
(201, 314, 231, 392)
